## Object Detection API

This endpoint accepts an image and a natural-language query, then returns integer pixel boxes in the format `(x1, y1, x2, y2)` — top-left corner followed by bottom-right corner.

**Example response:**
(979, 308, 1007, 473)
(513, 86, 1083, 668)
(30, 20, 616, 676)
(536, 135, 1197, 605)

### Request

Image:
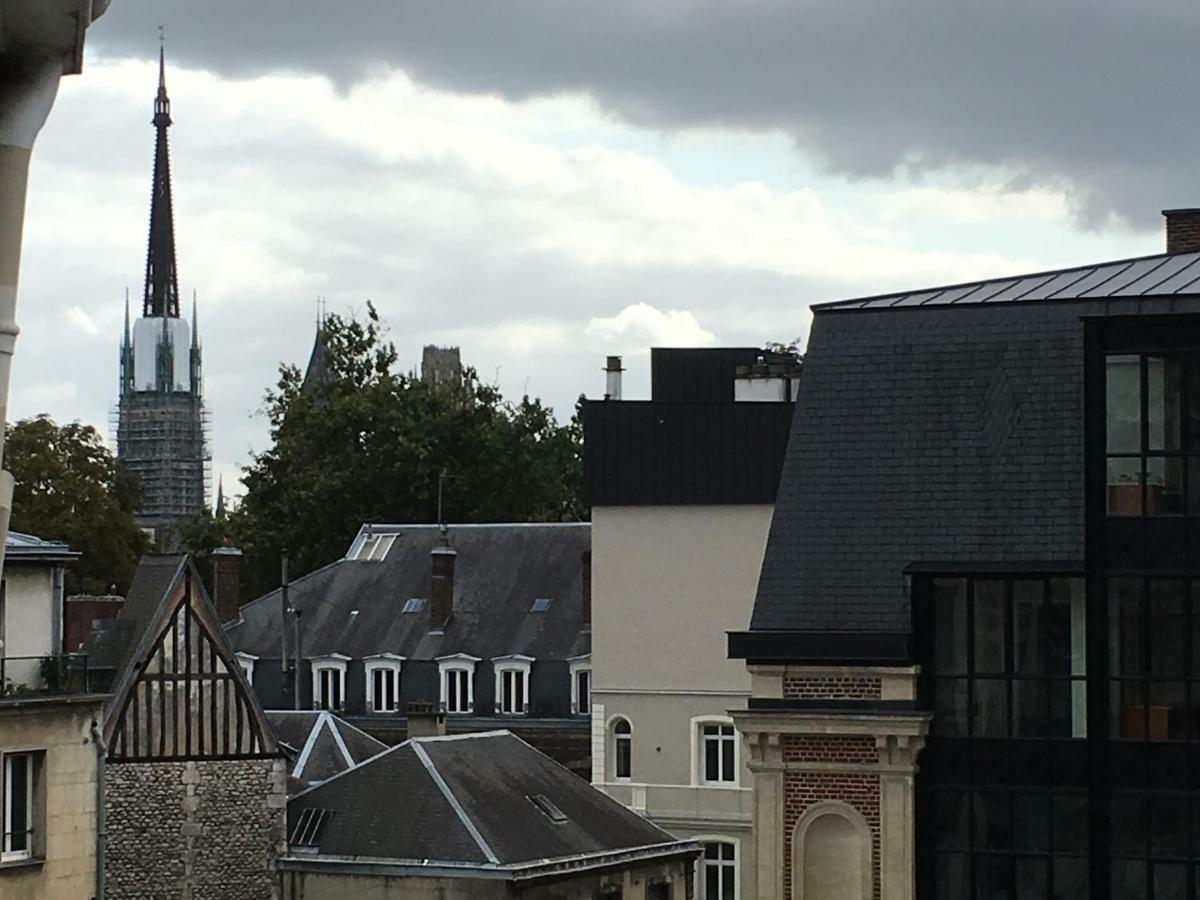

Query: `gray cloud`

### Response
(88, 0, 1199, 228)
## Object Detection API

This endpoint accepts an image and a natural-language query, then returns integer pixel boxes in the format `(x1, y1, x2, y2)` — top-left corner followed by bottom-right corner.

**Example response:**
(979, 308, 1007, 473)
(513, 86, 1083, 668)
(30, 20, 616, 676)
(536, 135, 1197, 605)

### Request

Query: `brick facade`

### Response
(783, 769, 881, 900)
(106, 758, 287, 900)
(782, 674, 882, 701)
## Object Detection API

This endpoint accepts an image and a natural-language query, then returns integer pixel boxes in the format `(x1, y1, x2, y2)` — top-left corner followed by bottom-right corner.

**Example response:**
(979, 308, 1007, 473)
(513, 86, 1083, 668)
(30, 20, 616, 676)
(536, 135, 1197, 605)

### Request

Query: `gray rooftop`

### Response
(816, 250, 1200, 311)
(268, 710, 387, 794)
(5, 530, 77, 562)
(287, 730, 682, 867)
(226, 524, 590, 661)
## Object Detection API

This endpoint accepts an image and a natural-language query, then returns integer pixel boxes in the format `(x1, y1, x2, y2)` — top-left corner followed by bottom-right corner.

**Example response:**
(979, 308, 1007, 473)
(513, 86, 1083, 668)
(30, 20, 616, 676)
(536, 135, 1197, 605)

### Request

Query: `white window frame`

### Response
(364, 654, 404, 713)
(2, 751, 37, 863)
(691, 715, 739, 787)
(697, 838, 739, 900)
(437, 654, 479, 714)
(609, 715, 633, 782)
(234, 652, 258, 686)
(493, 655, 534, 716)
(310, 654, 350, 711)
(346, 528, 398, 562)
(569, 656, 591, 716)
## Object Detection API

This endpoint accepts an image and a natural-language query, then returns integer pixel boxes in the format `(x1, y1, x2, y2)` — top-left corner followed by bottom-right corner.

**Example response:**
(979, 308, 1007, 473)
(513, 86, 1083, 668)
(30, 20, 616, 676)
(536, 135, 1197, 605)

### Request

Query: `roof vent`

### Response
(530, 597, 553, 613)
(290, 808, 333, 847)
(527, 794, 568, 823)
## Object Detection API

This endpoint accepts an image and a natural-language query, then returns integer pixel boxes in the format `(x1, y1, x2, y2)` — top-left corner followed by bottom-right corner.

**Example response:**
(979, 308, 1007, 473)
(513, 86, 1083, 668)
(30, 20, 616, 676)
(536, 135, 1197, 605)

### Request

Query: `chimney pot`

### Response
(604, 355, 624, 400)
(1163, 208, 1200, 254)
(211, 546, 243, 624)
(430, 543, 456, 630)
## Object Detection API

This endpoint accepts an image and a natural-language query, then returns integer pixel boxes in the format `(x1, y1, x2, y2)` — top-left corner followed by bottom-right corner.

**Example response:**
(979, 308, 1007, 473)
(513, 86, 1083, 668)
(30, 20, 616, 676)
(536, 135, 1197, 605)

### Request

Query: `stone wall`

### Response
(106, 757, 286, 900)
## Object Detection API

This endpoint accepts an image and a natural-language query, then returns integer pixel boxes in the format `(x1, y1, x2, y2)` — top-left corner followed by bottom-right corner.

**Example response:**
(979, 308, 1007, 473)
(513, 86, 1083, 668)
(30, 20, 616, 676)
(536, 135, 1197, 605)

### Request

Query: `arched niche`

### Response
(791, 801, 871, 900)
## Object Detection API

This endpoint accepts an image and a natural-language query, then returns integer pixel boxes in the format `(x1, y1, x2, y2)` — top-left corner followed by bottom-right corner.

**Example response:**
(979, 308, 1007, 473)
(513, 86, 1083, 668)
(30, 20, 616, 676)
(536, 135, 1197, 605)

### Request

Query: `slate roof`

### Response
(226, 524, 590, 661)
(269, 710, 387, 793)
(287, 731, 684, 867)
(743, 250, 1200, 646)
(816, 250, 1200, 311)
(4, 530, 78, 562)
(87, 554, 188, 672)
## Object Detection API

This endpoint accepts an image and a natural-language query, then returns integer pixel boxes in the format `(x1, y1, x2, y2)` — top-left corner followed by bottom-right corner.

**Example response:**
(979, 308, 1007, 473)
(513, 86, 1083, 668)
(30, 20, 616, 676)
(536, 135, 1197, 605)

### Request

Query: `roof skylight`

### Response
(402, 598, 426, 614)
(530, 597, 553, 613)
(527, 793, 568, 823)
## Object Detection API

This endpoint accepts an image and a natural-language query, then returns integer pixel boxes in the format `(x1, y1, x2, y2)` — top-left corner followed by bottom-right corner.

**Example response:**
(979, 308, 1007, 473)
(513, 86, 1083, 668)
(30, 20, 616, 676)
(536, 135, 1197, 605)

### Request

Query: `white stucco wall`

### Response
(1, 567, 57, 686)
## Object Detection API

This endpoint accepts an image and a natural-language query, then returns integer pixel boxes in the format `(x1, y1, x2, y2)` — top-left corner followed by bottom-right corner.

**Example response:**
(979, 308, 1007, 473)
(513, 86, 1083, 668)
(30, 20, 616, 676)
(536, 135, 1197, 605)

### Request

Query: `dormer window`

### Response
(348, 528, 398, 561)
(311, 655, 349, 711)
(438, 654, 479, 714)
(364, 654, 404, 713)
(493, 656, 534, 715)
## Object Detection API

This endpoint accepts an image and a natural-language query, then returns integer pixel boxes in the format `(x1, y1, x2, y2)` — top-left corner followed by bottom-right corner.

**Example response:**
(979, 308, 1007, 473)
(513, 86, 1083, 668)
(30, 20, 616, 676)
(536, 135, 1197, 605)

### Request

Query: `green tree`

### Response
(233, 303, 585, 597)
(6, 415, 147, 595)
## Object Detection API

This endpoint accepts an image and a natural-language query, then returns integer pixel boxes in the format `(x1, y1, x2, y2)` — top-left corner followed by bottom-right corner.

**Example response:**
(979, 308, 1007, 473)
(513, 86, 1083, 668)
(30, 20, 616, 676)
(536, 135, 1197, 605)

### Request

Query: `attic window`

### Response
(350, 532, 396, 562)
(290, 808, 333, 847)
(530, 597, 553, 613)
(528, 794, 568, 824)
(402, 598, 426, 614)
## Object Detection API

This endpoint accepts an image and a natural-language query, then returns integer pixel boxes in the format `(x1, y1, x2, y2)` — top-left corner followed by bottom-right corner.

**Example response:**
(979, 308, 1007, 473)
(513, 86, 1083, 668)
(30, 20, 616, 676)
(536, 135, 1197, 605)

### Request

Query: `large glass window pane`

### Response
(934, 578, 968, 674)
(935, 679, 968, 737)
(1112, 859, 1147, 900)
(1147, 681, 1187, 741)
(1051, 793, 1088, 853)
(974, 581, 1007, 674)
(1155, 863, 1187, 900)
(1052, 857, 1089, 900)
(933, 791, 969, 851)
(973, 792, 1011, 851)
(1147, 455, 1185, 516)
(1108, 354, 1142, 453)
(1014, 857, 1047, 900)
(1111, 794, 1147, 854)
(1110, 578, 1143, 677)
(1013, 793, 1048, 852)
(1150, 580, 1186, 676)
(1012, 580, 1045, 675)
(1148, 355, 1184, 452)
(1108, 457, 1143, 516)
(1013, 679, 1046, 737)
(973, 679, 1008, 737)
(974, 855, 1012, 900)
(1151, 796, 1189, 856)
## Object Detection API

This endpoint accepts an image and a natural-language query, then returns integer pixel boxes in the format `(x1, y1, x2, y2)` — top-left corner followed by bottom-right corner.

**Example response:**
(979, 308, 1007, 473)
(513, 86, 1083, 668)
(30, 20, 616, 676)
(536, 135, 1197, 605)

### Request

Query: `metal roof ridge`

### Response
(411, 740, 501, 864)
(811, 250, 1180, 311)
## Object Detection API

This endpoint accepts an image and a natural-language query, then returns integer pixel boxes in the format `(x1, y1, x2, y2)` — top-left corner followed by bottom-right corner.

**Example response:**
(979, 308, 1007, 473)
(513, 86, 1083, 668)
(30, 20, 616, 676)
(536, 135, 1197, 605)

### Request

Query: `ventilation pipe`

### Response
(604, 356, 623, 400)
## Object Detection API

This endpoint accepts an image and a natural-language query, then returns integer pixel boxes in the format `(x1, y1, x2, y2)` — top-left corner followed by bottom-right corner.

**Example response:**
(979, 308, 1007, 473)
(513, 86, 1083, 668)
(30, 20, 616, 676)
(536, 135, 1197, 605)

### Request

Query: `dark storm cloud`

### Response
(90, 0, 1198, 229)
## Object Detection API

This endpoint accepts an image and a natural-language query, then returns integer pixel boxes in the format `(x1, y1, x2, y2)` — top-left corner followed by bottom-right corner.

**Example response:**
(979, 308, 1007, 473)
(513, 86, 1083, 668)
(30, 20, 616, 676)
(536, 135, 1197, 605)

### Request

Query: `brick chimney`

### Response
(406, 700, 446, 738)
(211, 545, 243, 624)
(581, 549, 592, 629)
(1164, 209, 1200, 254)
(430, 539, 456, 630)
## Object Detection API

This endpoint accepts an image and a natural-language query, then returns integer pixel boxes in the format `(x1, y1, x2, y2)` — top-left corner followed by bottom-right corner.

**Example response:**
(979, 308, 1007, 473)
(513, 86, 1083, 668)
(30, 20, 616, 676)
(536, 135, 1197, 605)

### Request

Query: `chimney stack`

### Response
(211, 545, 243, 624)
(581, 549, 592, 629)
(430, 540, 457, 630)
(1163, 209, 1200, 255)
(406, 700, 446, 738)
(604, 355, 623, 400)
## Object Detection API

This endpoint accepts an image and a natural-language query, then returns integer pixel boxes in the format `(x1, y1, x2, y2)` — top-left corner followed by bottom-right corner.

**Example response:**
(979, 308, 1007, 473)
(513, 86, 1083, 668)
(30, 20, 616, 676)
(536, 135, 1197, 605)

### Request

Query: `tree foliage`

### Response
(228, 304, 585, 597)
(6, 415, 147, 595)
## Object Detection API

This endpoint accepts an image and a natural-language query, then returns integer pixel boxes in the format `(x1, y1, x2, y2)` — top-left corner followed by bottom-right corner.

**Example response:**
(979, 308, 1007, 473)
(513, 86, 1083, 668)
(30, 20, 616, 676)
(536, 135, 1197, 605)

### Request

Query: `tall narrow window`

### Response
(438, 656, 478, 714)
(365, 657, 402, 714)
(702, 723, 737, 784)
(613, 717, 632, 780)
(2, 752, 34, 862)
(310, 657, 348, 712)
(702, 842, 736, 900)
(570, 658, 591, 716)
(494, 657, 533, 715)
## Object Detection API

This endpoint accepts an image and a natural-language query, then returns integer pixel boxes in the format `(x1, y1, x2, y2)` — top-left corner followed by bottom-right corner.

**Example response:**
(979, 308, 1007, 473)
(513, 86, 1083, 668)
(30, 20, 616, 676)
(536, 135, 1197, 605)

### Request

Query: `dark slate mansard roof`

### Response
(733, 249, 1200, 662)
(284, 730, 693, 875)
(226, 524, 591, 662)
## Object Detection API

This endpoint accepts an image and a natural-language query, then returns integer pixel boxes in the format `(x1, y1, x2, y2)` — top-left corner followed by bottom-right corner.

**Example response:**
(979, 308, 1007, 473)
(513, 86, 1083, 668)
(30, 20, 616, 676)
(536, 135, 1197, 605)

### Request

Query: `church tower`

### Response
(116, 48, 209, 547)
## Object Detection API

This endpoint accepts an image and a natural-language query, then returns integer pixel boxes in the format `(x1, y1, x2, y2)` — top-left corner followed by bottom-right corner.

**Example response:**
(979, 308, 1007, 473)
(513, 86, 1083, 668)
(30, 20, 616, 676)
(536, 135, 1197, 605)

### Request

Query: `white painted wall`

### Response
(1, 567, 57, 688)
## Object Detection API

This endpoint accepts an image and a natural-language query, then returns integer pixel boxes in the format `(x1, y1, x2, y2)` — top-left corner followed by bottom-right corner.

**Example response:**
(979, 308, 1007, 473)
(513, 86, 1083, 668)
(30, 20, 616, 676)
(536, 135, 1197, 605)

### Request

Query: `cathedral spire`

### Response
(143, 40, 180, 319)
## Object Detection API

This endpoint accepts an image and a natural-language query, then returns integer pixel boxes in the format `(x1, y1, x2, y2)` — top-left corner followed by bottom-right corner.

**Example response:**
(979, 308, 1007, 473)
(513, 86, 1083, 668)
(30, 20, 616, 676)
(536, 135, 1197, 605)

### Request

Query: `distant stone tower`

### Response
(116, 48, 208, 547)
(421, 345, 462, 388)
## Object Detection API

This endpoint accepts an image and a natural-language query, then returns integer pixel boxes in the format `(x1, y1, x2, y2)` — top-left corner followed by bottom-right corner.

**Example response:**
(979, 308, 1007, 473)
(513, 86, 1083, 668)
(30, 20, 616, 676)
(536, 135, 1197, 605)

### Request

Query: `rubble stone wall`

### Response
(106, 757, 286, 900)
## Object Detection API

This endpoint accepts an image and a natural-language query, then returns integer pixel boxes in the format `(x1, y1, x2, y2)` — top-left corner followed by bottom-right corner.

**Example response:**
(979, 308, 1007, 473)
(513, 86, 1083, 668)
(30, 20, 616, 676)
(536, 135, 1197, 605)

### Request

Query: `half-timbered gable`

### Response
(104, 555, 275, 762)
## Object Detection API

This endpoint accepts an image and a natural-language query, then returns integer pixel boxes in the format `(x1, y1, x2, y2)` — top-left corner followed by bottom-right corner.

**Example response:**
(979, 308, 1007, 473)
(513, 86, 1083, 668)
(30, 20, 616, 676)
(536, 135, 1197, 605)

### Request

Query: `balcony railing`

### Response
(0, 654, 93, 698)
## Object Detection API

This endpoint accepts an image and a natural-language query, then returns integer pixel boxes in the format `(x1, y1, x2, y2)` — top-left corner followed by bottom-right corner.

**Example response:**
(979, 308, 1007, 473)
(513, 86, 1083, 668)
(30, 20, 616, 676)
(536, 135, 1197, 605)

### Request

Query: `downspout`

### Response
(91, 720, 107, 900)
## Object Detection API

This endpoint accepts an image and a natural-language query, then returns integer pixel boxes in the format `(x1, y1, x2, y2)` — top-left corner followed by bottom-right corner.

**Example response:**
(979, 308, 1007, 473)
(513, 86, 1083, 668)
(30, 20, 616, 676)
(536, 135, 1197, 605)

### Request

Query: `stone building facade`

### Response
(106, 759, 287, 900)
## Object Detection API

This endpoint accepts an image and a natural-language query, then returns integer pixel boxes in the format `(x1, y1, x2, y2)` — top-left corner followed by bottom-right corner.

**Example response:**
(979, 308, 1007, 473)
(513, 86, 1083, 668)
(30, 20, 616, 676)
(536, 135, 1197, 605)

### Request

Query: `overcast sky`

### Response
(15, 1, 1181, 501)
